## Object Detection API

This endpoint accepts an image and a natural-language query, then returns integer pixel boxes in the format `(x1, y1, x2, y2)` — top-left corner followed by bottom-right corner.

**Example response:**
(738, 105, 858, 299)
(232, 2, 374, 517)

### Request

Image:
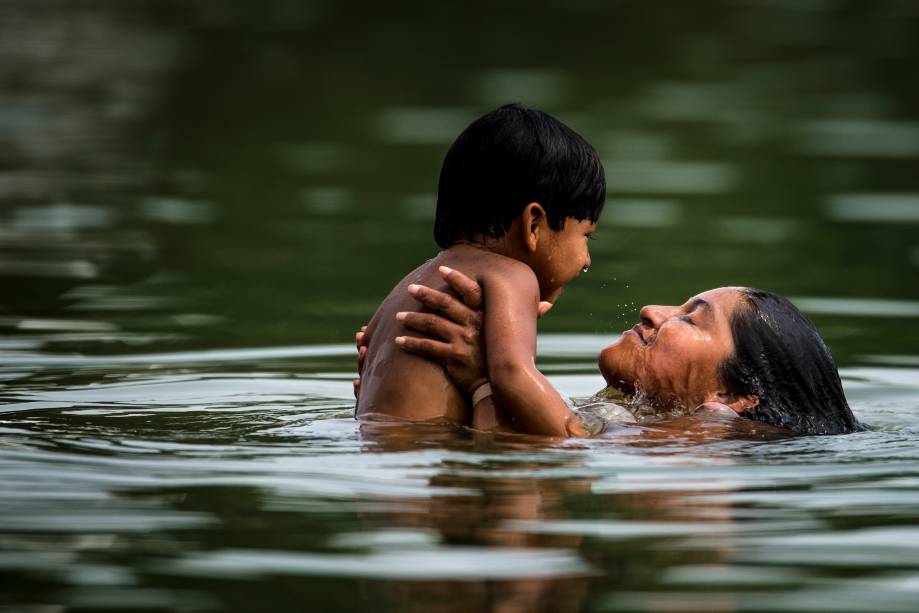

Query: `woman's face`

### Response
(598, 288, 746, 409)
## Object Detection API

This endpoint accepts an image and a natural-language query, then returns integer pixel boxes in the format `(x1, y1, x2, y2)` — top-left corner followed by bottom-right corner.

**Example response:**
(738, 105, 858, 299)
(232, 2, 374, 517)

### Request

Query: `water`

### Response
(2, 0, 919, 611)
(3, 344, 919, 611)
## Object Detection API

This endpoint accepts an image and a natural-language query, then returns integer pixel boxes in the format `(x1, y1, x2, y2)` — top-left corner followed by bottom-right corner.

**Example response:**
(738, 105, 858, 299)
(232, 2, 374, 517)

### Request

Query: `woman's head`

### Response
(598, 287, 860, 435)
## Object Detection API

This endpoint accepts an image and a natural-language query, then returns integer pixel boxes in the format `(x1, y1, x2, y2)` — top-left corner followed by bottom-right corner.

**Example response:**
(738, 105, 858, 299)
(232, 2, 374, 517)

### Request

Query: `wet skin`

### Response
(356, 206, 596, 435)
(599, 287, 755, 412)
(358, 282, 760, 436)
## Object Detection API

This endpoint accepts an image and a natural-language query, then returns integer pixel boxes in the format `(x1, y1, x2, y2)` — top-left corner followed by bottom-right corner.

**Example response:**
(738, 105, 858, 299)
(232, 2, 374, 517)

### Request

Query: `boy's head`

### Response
(433, 104, 606, 249)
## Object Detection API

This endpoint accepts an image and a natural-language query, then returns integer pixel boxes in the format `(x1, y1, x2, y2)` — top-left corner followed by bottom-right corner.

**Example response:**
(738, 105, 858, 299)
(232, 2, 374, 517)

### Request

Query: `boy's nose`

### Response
(640, 304, 676, 328)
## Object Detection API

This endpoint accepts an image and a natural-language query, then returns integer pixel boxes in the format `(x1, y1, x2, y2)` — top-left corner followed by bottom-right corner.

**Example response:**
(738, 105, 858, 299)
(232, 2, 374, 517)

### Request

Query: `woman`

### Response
(355, 269, 861, 436)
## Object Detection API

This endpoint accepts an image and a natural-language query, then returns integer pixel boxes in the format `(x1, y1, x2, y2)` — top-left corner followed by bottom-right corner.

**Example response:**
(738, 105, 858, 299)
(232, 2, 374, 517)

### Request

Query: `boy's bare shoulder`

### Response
(448, 249, 539, 289)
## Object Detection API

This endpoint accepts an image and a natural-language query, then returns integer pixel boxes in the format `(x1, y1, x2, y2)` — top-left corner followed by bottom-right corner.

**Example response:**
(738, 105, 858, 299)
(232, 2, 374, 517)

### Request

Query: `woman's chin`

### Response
(599, 342, 641, 397)
(599, 343, 627, 380)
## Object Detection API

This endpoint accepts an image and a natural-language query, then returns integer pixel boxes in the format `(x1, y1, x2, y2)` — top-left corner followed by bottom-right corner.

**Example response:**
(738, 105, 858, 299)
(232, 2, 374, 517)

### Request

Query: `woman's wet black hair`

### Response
(433, 103, 606, 248)
(720, 288, 862, 435)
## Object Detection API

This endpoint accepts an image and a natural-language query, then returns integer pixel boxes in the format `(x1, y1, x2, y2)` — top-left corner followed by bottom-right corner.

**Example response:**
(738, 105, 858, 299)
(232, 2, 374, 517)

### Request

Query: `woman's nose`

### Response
(639, 305, 675, 328)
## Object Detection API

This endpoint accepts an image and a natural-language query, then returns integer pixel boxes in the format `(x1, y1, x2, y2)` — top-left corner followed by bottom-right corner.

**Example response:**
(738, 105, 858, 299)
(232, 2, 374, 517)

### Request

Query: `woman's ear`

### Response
(519, 202, 547, 253)
(705, 391, 759, 413)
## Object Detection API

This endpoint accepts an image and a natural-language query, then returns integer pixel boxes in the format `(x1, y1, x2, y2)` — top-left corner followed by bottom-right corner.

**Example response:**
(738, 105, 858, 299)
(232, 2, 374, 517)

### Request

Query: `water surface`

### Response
(2, 1, 919, 611)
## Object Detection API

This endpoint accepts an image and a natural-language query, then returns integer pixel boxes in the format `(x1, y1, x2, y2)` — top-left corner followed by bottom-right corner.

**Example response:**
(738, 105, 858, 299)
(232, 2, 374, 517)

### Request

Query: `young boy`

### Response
(355, 104, 605, 436)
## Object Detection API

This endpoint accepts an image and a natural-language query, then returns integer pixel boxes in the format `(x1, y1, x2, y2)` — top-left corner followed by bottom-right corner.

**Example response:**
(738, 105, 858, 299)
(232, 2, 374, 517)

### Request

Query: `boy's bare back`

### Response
(356, 245, 534, 424)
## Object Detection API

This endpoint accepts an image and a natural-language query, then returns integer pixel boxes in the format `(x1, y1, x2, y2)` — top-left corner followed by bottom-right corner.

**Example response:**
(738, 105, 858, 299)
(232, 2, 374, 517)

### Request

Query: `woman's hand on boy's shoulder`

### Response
(352, 265, 553, 400)
(395, 266, 487, 395)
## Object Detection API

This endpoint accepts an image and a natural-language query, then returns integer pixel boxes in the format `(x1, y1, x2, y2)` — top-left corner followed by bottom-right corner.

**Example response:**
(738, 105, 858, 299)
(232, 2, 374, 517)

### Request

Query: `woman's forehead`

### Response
(686, 287, 745, 313)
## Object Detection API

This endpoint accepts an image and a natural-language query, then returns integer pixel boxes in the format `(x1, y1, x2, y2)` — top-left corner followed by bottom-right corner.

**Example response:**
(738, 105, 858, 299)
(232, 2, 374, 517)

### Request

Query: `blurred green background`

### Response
(2, 0, 918, 364)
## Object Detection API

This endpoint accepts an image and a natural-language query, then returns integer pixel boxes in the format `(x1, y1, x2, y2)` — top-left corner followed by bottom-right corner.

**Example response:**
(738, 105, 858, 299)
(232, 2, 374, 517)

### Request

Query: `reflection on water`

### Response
(800, 119, 919, 158)
(2, 0, 917, 355)
(829, 193, 919, 223)
(2, 0, 919, 611)
(3, 341, 919, 611)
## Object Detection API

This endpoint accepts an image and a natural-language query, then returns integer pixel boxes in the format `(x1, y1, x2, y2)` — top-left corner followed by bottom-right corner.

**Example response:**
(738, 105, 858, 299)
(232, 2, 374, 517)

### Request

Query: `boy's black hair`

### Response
(433, 104, 606, 248)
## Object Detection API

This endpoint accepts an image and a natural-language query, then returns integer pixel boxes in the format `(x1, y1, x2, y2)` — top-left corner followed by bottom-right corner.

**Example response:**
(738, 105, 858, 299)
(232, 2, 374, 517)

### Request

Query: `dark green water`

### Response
(2, 1, 919, 611)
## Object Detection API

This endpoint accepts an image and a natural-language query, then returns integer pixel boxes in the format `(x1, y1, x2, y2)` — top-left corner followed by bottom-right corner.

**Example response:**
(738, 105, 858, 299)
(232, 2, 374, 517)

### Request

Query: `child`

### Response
(355, 104, 605, 436)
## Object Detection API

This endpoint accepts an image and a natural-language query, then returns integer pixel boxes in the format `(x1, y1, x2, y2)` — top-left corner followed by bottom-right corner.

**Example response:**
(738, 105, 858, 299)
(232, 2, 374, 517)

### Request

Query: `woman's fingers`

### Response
(408, 284, 477, 326)
(397, 311, 464, 342)
(395, 335, 454, 362)
(437, 266, 482, 310)
(537, 301, 554, 319)
(355, 325, 368, 397)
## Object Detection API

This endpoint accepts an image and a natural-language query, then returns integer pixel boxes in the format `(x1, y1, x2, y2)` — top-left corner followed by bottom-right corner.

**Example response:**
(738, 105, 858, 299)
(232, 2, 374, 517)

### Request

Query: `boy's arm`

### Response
(479, 264, 588, 437)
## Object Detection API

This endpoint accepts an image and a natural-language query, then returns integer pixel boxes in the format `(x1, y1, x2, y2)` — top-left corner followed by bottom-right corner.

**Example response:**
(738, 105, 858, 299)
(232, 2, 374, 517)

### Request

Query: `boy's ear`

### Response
(704, 390, 759, 413)
(520, 202, 547, 253)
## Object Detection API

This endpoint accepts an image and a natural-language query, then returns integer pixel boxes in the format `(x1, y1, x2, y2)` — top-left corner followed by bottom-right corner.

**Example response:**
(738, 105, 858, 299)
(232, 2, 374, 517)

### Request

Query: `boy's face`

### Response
(532, 217, 596, 302)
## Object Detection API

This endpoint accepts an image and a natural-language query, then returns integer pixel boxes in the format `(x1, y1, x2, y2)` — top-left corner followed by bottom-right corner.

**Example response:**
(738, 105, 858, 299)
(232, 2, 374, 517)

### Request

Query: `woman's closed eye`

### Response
(679, 299, 711, 325)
